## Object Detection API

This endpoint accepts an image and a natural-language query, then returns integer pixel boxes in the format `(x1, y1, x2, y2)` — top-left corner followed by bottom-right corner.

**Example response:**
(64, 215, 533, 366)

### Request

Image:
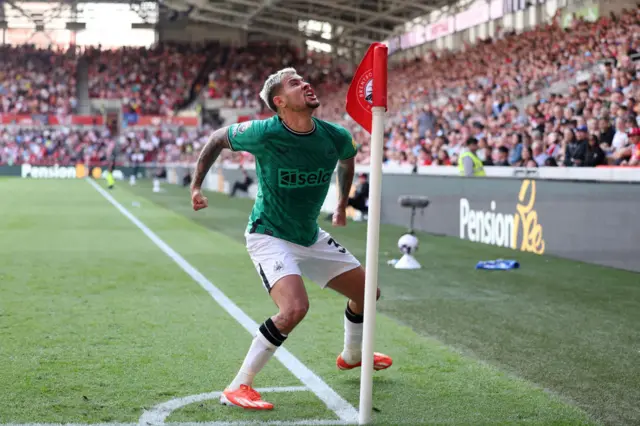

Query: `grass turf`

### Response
(0, 177, 633, 424)
(129, 179, 639, 426)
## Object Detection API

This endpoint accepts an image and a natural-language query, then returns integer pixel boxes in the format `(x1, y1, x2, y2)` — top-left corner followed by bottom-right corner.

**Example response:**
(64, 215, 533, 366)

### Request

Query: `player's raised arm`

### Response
(334, 156, 355, 227)
(334, 156, 355, 224)
(190, 126, 231, 211)
(333, 130, 358, 226)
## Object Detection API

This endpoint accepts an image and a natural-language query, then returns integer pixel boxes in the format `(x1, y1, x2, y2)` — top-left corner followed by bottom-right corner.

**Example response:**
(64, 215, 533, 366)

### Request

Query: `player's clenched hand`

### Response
(191, 187, 208, 211)
(332, 207, 347, 227)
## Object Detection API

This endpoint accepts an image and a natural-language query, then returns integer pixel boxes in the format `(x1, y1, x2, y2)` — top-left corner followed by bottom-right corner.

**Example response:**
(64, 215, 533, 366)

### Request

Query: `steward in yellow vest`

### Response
(458, 137, 486, 177)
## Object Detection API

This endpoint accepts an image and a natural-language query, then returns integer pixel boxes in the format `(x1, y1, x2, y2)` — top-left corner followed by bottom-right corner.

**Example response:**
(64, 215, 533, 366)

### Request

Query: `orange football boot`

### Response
(220, 384, 274, 410)
(336, 352, 393, 371)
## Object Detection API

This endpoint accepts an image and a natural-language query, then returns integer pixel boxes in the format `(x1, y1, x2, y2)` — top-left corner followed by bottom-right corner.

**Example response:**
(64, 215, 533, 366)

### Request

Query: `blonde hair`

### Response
(259, 67, 299, 112)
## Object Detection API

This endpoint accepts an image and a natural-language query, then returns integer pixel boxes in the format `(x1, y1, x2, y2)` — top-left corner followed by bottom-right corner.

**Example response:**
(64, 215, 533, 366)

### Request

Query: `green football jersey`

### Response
(227, 115, 357, 247)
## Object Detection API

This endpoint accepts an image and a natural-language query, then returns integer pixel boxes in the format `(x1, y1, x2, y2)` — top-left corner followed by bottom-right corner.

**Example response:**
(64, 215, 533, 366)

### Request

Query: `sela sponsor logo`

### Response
(278, 168, 333, 189)
(459, 179, 545, 254)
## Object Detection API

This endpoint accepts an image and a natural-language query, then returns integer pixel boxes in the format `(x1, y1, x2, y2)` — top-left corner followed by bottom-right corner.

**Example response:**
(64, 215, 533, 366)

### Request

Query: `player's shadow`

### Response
(341, 374, 395, 403)
(339, 375, 395, 416)
(342, 375, 394, 387)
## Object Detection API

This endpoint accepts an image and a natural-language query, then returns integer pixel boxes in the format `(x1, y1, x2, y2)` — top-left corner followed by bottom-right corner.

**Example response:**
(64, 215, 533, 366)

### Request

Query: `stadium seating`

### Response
(84, 42, 339, 113)
(0, 45, 78, 116)
(0, 125, 217, 167)
(316, 7, 640, 167)
(1, 8, 638, 168)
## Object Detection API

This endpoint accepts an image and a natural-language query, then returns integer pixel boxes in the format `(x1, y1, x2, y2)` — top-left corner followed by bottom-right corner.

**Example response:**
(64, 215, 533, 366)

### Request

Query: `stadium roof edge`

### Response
(162, 0, 460, 52)
(3, 0, 461, 55)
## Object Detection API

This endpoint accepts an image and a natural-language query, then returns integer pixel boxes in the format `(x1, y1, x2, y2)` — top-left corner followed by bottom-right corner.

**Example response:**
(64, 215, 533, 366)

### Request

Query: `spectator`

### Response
(608, 117, 630, 157)
(599, 117, 616, 147)
(514, 146, 535, 167)
(459, 137, 486, 176)
(348, 173, 370, 219)
(620, 127, 640, 166)
(532, 141, 549, 165)
(563, 127, 588, 167)
(229, 166, 254, 197)
(585, 133, 607, 167)
(494, 146, 510, 166)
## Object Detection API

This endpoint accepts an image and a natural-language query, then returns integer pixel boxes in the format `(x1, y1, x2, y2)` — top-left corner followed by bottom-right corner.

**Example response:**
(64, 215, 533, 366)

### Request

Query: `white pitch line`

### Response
(86, 179, 358, 424)
(2, 424, 135, 426)
(139, 387, 308, 425)
(3, 422, 347, 426)
(166, 421, 349, 425)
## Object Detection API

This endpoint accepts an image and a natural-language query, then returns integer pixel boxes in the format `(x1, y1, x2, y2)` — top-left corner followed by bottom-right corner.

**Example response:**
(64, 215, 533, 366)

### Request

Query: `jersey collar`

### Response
(279, 117, 316, 136)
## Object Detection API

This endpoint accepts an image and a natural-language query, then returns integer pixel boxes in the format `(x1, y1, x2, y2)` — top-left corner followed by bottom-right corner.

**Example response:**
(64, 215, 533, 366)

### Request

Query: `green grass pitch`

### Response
(0, 177, 638, 425)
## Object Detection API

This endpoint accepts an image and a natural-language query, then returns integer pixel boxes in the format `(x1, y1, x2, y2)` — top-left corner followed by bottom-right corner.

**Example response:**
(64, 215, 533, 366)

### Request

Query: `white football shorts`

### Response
(244, 228, 361, 292)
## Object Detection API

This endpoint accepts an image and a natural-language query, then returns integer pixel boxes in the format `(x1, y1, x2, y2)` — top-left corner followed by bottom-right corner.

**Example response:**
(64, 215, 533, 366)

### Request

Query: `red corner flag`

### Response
(345, 42, 388, 134)
(345, 42, 388, 425)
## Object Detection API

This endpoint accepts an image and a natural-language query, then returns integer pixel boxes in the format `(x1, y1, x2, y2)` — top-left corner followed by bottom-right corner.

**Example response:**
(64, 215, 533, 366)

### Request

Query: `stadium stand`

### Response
(84, 43, 216, 116)
(316, 7, 640, 167)
(0, 125, 216, 167)
(83, 42, 345, 113)
(0, 44, 78, 116)
(0, 7, 639, 169)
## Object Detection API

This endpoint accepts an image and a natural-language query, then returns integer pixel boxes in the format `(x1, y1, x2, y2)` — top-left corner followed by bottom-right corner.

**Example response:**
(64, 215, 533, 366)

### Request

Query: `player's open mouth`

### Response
(305, 90, 317, 101)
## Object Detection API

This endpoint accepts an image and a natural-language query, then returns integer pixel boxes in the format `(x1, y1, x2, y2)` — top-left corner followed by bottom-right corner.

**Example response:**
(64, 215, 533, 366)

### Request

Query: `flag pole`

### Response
(358, 43, 387, 426)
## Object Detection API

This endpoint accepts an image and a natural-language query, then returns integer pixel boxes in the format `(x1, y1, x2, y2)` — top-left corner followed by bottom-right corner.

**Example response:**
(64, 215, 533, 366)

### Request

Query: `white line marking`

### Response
(139, 387, 308, 425)
(166, 421, 349, 425)
(3, 422, 347, 426)
(1, 424, 135, 426)
(86, 179, 358, 424)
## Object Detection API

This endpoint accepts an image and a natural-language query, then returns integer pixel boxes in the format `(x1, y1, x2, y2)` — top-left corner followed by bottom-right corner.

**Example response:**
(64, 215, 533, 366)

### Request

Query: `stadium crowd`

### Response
(316, 7, 640, 168)
(0, 44, 78, 116)
(83, 42, 347, 114)
(1, 7, 639, 169)
(0, 126, 213, 167)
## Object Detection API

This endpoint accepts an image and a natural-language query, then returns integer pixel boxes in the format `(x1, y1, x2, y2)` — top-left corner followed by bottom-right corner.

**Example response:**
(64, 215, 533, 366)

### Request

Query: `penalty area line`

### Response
(86, 179, 358, 424)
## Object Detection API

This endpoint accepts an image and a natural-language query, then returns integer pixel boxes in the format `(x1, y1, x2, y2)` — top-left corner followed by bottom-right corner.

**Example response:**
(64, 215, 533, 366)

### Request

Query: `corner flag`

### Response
(346, 43, 388, 134)
(345, 42, 388, 425)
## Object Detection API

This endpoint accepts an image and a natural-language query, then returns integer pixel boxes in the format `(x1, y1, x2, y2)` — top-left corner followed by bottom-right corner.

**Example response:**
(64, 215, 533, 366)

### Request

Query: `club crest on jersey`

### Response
(233, 121, 251, 137)
(356, 70, 374, 112)
(238, 121, 251, 134)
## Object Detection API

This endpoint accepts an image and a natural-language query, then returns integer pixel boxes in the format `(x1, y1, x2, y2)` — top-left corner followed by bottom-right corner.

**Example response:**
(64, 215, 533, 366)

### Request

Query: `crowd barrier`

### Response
(4, 162, 639, 273)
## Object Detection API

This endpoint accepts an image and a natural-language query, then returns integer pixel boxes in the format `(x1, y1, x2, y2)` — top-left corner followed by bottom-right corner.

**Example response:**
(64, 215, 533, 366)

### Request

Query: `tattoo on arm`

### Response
(337, 158, 355, 209)
(191, 127, 231, 189)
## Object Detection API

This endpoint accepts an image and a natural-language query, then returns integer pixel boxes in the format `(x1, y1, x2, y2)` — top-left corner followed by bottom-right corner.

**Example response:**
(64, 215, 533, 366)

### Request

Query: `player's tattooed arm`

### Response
(336, 157, 355, 209)
(191, 126, 231, 189)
